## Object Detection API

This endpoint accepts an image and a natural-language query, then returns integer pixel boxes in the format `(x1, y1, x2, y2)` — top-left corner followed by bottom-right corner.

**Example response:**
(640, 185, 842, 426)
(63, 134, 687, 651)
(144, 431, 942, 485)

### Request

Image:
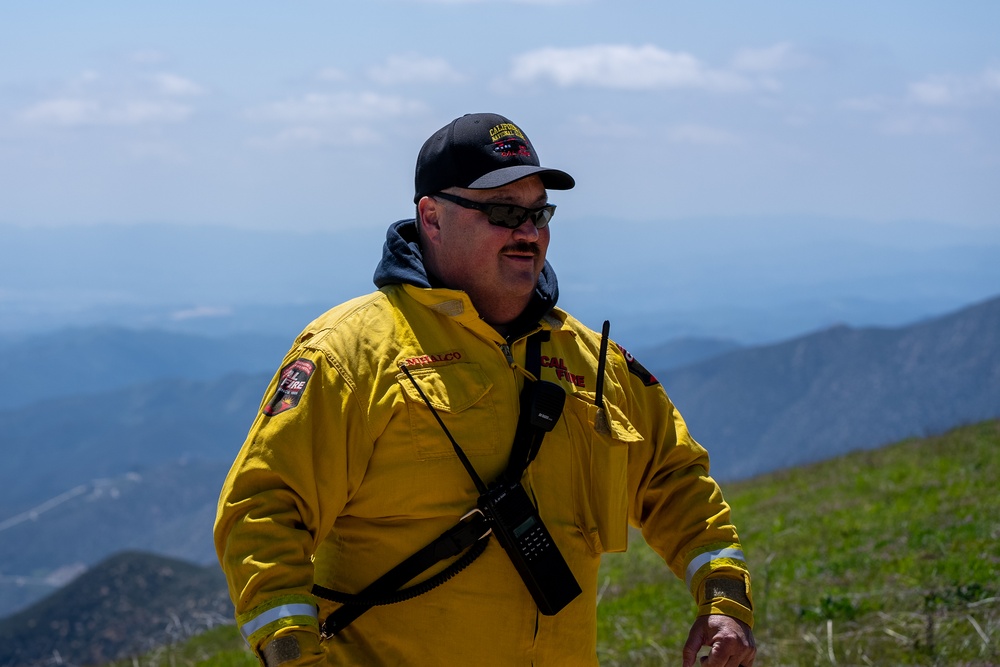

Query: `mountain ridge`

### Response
(4, 218, 998, 345)
(0, 551, 232, 667)
(657, 293, 1000, 479)
(0, 326, 287, 409)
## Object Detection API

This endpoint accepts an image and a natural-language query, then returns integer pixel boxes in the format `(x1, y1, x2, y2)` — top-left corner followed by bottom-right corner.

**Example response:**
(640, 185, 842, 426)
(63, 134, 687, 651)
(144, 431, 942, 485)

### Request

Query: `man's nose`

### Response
(511, 218, 540, 240)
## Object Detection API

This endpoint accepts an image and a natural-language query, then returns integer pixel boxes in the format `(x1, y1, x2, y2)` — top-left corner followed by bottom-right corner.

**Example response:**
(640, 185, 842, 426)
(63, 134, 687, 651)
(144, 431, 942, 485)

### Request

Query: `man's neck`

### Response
(481, 293, 547, 341)
(489, 321, 512, 338)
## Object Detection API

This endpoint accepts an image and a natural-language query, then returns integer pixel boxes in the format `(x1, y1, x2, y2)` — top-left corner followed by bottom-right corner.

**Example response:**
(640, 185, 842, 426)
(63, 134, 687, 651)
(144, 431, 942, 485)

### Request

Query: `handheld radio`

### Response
(477, 473, 581, 614)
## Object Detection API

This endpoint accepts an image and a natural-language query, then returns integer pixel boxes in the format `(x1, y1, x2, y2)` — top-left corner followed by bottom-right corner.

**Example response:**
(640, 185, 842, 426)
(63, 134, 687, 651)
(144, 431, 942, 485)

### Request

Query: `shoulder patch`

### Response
(617, 345, 659, 387)
(263, 358, 316, 416)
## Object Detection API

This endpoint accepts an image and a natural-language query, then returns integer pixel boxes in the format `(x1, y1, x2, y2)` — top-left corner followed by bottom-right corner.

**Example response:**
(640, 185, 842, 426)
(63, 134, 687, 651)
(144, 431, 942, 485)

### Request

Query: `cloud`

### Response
(130, 50, 168, 65)
(841, 96, 960, 136)
(569, 115, 643, 139)
(509, 44, 754, 92)
(396, 0, 586, 4)
(246, 91, 427, 149)
(151, 73, 205, 96)
(666, 123, 741, 146)
(732, 42, 805, 72)
(367, 54, 464, 85)
(318, 67, 350, 82)
(840, 65, 1000, 136)
(70, 70, 102, 89)
(880, 115, 960, 136)
(248, 124, 384, 150)
(908, 67, 1000, 107)
(839, 96, 890, 113)
(170, 306, 233, 321)
(909, 77, 964, 106)
(19, 98, 97, 126)
(16, 66, 205, 127)
(567, 116, 740, 148)
(19, 98, 193, 126)
(126, 140, 190, 164)
(248, 91, 425, 123)
(984, 67, 1000, 91)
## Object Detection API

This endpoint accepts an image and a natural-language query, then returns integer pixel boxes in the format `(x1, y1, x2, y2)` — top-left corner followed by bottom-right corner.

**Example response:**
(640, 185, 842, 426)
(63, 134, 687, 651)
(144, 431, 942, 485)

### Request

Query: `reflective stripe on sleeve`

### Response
(685, 547, 746, 588)
(240, 603, 318, 642)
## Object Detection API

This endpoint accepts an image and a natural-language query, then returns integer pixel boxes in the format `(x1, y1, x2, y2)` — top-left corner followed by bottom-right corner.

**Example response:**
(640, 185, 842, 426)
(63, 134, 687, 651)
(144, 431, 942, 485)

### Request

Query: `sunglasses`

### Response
(433, 192, 556, 229)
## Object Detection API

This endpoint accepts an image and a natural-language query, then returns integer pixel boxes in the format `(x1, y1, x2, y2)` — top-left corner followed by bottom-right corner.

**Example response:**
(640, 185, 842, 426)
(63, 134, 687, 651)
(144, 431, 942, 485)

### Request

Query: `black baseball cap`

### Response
(414, 113, 575, 203)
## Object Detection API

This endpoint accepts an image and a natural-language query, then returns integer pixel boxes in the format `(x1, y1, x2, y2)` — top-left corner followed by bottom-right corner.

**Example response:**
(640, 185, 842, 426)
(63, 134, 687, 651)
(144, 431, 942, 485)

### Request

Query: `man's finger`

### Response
(705, 641, 748, 667)
(681, 622, 706, 667)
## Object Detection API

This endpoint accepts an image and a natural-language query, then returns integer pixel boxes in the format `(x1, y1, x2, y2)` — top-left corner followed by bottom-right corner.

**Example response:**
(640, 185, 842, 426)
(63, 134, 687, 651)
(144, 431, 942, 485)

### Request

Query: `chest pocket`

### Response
(561, 395, 643, 554)
(396, 362, 501, 461)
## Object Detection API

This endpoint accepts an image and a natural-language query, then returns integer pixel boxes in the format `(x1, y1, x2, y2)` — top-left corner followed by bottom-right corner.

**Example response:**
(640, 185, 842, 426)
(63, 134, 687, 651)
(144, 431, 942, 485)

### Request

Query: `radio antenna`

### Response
(594, 321, 612, 435)
(595, 320, 610, 409)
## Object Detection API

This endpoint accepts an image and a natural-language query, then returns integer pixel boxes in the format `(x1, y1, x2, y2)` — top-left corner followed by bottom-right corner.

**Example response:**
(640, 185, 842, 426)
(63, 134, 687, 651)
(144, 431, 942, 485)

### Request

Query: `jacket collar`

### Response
(373, 218, 560, 339)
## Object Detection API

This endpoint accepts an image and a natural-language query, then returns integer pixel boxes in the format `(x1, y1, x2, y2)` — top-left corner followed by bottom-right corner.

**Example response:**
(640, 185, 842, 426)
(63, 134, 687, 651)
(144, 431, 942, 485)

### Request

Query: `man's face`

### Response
(420, 175, 550, 326)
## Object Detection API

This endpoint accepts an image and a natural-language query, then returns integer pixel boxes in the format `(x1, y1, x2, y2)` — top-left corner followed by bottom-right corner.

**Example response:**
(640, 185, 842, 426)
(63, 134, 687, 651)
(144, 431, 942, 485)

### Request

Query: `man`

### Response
(215, 112, 755, 666)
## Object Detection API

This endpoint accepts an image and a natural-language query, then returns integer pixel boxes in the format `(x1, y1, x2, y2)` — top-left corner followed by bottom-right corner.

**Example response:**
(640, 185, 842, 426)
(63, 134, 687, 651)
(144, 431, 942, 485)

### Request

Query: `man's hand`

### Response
(681, 614, 756, 667)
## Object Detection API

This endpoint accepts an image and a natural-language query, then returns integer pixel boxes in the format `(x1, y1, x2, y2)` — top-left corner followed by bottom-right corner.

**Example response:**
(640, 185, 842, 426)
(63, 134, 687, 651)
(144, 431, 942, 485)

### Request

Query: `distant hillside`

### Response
(657, 294, 1000, 480)
(634, 336, 743, 371)
(0, 326, 287, 409)
(0, 223, 382, 336)
(0, 370, 264, 619)
(0, 459, 226, 570)
(1, 372, 266, 517)
(0, 551, 232, 667)
(4, 218, 1000, 346)
(0, 460, 228, 622)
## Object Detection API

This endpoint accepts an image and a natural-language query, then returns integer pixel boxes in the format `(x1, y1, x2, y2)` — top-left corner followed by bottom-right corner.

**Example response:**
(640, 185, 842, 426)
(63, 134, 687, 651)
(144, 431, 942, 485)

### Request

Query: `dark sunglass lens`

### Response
(487, 205, 525, 228)
(483, 203, 556, 229)
(533, 207, 554, 229)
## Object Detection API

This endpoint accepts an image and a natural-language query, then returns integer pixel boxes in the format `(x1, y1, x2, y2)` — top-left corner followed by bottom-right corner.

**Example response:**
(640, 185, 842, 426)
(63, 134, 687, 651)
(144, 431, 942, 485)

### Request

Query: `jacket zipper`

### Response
(499, 342, 515, 367)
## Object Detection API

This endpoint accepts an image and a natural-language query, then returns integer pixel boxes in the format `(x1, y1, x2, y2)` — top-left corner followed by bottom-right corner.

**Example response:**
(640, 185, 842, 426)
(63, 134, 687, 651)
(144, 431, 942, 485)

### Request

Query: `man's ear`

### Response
(417, 196, 442, 243)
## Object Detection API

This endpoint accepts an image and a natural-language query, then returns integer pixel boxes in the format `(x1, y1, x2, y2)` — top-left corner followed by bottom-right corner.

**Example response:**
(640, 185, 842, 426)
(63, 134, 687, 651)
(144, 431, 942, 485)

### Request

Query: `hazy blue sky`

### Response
(2, 1, 998, 232)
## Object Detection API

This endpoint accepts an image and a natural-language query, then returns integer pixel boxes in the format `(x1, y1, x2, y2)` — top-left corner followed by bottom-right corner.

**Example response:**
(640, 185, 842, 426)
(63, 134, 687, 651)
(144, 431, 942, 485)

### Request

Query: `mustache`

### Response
(501, 241, 540, 255)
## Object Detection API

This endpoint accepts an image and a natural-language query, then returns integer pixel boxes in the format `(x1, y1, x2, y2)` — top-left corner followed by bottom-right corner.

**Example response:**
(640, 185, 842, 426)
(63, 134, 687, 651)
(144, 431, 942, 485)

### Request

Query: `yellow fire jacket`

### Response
(215, 280, 752, 666)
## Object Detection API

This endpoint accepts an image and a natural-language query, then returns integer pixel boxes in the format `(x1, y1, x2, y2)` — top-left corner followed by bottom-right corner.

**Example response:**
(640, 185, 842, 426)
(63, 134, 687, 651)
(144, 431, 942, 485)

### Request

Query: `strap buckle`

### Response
(431, 509, 490, 560)
(460, 508, 492, 539)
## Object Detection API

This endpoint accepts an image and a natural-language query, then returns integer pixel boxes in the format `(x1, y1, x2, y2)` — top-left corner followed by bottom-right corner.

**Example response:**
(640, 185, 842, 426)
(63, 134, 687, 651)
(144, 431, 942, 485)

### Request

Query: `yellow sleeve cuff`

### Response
(259, 628, 325, 667)
(696, 574, 754, 629)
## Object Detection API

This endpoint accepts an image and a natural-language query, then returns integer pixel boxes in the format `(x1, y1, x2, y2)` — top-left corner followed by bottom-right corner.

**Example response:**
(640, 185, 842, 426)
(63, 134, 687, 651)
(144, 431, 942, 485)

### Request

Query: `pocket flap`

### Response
(599, 400, 644, 444)
(396, 363, 493, 414)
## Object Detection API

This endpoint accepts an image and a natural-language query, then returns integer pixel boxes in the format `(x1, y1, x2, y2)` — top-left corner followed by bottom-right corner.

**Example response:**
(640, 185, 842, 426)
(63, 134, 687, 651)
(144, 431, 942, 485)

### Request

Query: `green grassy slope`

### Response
(115, 420, 1000, 667)
(599, 419, 1000, 666)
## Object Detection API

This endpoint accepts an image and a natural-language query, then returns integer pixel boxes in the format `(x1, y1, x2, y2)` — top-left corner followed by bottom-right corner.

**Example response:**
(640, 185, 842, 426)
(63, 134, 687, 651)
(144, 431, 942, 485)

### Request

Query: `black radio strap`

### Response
(525, 329, 547, 377)
(315, 510, 490, 637)
(315, 330, 555, 637)
(504, 330, 551, 482)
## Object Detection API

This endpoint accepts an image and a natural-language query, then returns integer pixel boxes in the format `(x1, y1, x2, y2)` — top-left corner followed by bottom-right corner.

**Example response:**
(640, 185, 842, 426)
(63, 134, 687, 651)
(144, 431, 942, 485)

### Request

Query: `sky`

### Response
(2, 1, 998, 233)
(1, 2, 999, 346)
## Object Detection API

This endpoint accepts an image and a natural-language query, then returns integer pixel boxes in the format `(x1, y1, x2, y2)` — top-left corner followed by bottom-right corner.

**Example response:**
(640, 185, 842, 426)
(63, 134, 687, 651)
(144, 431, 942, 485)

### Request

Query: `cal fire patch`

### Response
(263, 358, 315, 416)
(617, 345, 659, 387)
